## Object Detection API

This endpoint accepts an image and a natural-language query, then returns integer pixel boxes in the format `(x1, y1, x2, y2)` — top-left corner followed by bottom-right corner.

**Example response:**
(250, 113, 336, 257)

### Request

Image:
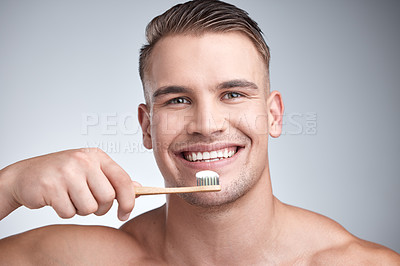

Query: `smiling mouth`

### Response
(182, 147, 238, 162)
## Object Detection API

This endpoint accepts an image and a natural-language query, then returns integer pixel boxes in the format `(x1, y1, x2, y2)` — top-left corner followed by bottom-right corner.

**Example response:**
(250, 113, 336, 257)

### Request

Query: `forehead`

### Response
(144, 32, 267, 98)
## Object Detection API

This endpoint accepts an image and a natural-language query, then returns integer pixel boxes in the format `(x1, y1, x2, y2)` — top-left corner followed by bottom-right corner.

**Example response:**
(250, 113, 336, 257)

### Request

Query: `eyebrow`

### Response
(152, 79, 258, 100)
(217, 79, 258, 90)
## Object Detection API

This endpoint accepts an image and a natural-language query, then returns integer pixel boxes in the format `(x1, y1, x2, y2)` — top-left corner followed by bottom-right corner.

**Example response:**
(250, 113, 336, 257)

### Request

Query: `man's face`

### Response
(139, 32, 283, 207)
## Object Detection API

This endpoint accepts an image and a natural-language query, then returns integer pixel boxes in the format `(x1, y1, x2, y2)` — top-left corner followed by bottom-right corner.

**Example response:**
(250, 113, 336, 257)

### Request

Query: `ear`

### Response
(138, 103, 152, 149)
(267, 90, 284, 138)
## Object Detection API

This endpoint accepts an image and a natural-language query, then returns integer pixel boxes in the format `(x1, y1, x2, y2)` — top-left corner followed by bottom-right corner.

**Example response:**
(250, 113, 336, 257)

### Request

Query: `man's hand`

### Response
(0, 148, 138, 221)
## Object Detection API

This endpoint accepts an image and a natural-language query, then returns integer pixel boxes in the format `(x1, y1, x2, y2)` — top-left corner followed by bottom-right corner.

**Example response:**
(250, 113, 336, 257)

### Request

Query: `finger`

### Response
(86, 170, 116, 216)
(47, 190, 77, 219)
(132, 181, 142, 198)
(100, 158, 135, 221)
(132, 181, 142, 187)
(67, 178, 98, 216)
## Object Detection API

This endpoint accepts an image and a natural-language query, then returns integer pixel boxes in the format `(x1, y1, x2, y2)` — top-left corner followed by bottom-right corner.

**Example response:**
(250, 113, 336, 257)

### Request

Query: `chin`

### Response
(178, 168, 257, 209)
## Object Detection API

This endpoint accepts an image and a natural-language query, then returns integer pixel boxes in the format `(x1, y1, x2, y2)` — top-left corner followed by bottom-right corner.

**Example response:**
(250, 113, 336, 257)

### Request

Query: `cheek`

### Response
(253, 113, 269, 134)
(230, 107, 268, 136)
(151, 111, 186, 152)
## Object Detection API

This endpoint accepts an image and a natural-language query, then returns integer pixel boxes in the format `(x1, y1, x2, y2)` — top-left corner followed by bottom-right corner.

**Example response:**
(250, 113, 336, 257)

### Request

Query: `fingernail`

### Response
(121, 213, 130, 221)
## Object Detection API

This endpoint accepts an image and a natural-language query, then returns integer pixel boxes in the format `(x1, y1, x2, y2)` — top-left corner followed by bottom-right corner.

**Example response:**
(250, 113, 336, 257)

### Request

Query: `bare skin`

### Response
(0, 33, 399, 265)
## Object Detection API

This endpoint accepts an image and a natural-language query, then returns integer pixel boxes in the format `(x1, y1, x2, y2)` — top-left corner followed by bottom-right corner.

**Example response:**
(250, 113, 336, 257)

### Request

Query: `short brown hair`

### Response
(139, 0, 270, 87)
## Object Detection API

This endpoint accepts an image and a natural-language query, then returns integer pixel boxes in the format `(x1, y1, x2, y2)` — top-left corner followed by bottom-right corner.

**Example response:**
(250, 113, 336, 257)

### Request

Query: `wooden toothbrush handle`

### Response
(135, 185, 221, 196)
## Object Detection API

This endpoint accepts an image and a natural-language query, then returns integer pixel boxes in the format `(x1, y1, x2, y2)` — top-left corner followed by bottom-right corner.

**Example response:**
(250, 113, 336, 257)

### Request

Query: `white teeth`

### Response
(184, 148, 237, 162)
(223, 149, 229, 158)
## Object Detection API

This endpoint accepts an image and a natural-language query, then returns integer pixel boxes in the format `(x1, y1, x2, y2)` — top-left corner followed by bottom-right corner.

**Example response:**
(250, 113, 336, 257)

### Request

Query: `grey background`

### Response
(0, 0, 399, 253)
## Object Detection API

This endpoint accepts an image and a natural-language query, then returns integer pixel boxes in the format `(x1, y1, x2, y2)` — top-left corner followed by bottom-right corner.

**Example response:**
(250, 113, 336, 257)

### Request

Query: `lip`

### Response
(174, 142, 243, 153)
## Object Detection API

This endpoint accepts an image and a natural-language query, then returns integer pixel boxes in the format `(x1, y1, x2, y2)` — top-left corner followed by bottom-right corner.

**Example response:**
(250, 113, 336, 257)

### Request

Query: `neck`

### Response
(162, 169, 282, 265)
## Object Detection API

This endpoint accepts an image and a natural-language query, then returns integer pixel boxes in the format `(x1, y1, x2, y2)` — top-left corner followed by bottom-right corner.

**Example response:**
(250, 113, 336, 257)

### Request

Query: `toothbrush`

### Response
(135, 170, 220, 196)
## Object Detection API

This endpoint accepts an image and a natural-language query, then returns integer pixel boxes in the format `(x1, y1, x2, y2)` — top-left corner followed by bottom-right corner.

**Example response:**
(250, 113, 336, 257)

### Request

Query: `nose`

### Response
(185, 101, 228, 137)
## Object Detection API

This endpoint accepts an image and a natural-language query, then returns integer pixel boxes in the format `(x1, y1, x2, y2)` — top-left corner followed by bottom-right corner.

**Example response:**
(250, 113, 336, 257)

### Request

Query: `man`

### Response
(0, 0, 399, 264)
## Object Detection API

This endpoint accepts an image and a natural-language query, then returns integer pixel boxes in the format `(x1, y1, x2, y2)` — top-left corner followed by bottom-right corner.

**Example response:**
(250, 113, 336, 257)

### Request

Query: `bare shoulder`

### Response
(0, 223, 152, 265)
(311, 238, 400, 265)
(279, 201, 400, 265)
(120, 204, 166, 257)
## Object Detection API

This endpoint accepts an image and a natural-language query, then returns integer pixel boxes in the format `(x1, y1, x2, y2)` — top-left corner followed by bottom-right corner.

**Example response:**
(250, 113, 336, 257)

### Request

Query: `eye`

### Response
(222, 91, 244, 100)
(167, 97, 190, 105)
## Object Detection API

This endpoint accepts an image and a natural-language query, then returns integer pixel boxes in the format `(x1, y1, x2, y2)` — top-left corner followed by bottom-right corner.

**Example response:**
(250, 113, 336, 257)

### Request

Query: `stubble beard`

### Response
(161, 134, 259, 210)
(177, 165, 258, 211)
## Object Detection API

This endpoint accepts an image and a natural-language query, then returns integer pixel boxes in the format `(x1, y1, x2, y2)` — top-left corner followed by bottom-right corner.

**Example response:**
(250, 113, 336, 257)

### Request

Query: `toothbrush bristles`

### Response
(196, 170, 219, 186)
